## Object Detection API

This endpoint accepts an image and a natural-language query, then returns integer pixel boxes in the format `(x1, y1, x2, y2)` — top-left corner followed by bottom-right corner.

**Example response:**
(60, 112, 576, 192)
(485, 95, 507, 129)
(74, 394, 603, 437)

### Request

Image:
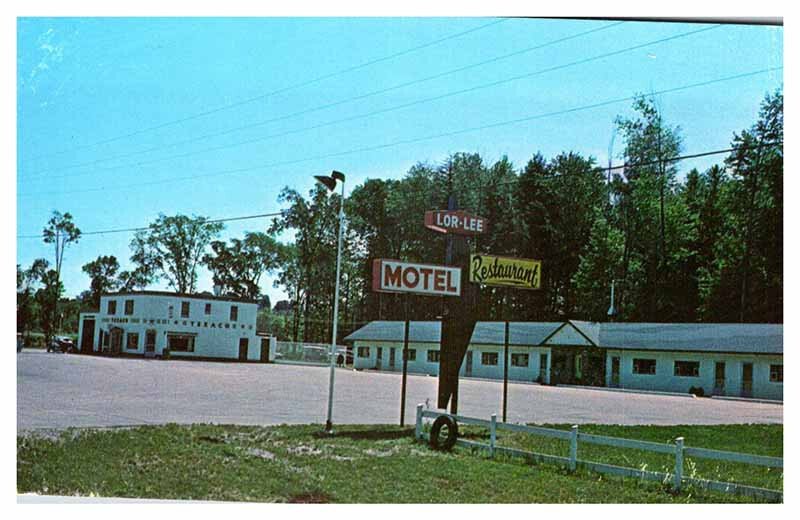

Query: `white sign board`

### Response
(371, 259, 461, 297)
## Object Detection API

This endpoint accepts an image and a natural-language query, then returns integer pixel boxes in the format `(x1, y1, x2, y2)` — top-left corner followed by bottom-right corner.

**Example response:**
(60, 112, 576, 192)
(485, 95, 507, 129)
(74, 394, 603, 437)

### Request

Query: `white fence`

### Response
(415, 406, 783, 502)
(274, 341, 348, 365)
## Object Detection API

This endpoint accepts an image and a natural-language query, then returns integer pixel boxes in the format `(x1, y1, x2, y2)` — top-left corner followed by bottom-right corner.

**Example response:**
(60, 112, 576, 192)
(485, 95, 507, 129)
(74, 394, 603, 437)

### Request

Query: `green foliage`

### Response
(81, 255, 121, 309)
(203, 232, 282, 299)
(130, 213, 224, 294)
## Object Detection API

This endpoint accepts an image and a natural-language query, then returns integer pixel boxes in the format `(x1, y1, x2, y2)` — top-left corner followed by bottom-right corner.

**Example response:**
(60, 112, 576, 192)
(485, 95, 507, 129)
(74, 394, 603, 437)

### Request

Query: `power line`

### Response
(17, 211, 284, 240)
(22, 21, 625, 178)
(22, 18, 508, 164)
(17, 141, 783, 241)
(17, 66, 781, 198)
(26, 22, 715, 182)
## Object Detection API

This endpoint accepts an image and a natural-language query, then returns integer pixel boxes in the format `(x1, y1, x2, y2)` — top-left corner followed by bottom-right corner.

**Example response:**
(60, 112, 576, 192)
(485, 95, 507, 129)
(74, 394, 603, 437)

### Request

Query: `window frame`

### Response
(230, 305, 238, 322)
(770, 364, 783, 383)
(124, 299, 134, 316)
(107, 300, 117, 315)
(674, 360, 700, 377)
(126, 332, 139, 350)
(357, 346, 370, 358)
(181, 301, 190, 318)
(511, 353, 529, 367)
(632, 358, 657, 375)
(205, 303, 212, 315)
(481, 352, 499, 366)
(427, 350, 440, 363)
(406, 349, 417, 362)
(167, 333, 196, 353)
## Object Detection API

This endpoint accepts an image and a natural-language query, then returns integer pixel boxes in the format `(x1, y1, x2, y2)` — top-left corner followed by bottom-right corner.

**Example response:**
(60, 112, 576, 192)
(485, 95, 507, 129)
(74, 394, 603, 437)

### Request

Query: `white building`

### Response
(77, 291, 276, 362)
(344, 320, 783, 400)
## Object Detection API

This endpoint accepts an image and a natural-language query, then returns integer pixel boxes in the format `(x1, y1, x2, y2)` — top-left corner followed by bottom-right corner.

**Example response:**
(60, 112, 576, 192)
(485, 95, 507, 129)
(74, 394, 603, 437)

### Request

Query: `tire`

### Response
(429, 415, 458, 451)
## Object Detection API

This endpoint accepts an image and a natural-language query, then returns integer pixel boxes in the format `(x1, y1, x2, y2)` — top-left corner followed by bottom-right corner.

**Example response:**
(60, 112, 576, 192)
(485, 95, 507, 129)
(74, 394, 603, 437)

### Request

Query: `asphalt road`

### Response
(17, 350, 782, 431)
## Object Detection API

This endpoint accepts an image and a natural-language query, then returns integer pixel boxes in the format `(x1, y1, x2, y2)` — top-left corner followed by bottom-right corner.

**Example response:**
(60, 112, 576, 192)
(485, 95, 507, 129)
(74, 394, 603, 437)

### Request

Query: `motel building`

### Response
(344, 320, 783, 401)
(77, 291, 276, 362)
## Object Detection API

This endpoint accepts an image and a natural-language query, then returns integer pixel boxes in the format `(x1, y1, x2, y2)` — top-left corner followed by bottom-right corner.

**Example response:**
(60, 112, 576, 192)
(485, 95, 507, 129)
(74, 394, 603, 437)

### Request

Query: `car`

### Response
(17, 333, 24, 353)
(48, 336, 76, 353)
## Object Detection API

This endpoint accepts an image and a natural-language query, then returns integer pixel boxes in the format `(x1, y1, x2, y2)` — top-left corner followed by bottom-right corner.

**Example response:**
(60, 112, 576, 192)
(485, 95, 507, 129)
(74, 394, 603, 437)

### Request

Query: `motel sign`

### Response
(372, 259, 461, 297)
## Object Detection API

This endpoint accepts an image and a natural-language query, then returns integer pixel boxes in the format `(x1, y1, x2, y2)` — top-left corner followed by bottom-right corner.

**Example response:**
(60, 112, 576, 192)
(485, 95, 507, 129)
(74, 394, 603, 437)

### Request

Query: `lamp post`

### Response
(315, 170, 346, 433)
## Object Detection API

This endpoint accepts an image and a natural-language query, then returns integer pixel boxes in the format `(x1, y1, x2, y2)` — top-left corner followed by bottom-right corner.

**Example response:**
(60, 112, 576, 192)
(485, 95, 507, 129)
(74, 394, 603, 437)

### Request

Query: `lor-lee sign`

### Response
(469, 254, 542, 290)
(424, 210, 486, 235)
(372, 259, 461, 296)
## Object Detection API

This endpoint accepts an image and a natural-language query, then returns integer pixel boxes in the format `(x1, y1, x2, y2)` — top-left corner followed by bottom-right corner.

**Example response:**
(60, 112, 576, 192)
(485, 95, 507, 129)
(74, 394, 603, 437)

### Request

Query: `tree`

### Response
(35, 269, 64, 341)
(17, 258, 49, 337)
(203, 232, 281, 299)
(42, 211, 81, 344)
(82, 255, 121, 308)
(130, 214, 224, 294)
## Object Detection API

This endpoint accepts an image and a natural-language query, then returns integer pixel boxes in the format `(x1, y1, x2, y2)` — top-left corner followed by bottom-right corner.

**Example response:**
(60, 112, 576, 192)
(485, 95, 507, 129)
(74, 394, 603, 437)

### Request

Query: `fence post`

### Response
(569, 425, 579, 472)
(490, 414, 497, 458)
(415, 404, 424, 441)
(674, 437, 684, 492)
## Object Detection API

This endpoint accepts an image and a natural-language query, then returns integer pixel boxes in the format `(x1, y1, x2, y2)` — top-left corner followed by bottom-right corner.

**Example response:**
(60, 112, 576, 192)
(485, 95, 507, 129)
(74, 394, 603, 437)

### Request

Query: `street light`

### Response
(315, 170, 346, 433)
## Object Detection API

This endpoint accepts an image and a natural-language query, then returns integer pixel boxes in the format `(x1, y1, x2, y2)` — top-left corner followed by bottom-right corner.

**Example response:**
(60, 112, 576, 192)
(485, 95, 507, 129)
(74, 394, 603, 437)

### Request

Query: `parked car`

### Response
(48, 336, 76, 353)
(17, 333, 24, 353)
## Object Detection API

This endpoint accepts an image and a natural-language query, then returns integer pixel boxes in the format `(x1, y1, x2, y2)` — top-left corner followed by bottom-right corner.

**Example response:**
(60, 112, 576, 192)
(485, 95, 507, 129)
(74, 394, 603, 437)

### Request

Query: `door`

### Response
(239, 338, 248, 361)
(376, 347, 383, 370)
(145, 330, 157, 357)
(389, 347, 396, 370)
(110, 328, 123, 355)
(714, 362, 726, 394)
(610, 356, 620, 387)
(540, 353, 548, 383)
(741, 363, 753, 397)
(465, 351, 473, 376)
(80, 319, 95, 354)
(260, 338, 270, 362)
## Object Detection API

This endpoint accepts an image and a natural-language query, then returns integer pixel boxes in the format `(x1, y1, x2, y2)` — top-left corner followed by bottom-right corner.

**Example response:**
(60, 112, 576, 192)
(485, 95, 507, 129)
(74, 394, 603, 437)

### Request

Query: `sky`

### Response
(16, 17, 783, 306)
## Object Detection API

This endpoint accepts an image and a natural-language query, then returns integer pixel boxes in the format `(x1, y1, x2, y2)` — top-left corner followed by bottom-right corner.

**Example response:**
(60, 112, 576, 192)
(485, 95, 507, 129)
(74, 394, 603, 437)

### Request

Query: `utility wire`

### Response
(17, 66, 781, 198)
(17, 211, 284, 240)
(17, 141, 783, 241)
(26, 22, 713, 181)
(22, 21, 625, 178)
(22, 18, 507, 163)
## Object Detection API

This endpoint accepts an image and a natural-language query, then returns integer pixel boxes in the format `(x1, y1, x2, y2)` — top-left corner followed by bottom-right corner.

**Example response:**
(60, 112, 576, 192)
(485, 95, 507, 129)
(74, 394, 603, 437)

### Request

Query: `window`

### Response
(357, 346, 370, 357)
(181, 301, 190, 318)
(482, 352, 499, 366)
(126, 332, 139, 350)
(674, 361, 700, 377)
(107, 300, 117, 315)
(406, 349, 417, 362)
(168, 305, 174, 319)
(167, 334, 195, 352)
(511, 353, 529, 367)
(230, 305, 238, 321)
(770, 364, 783, 383)
(205, 303, 212, 315)
(633, 359, 657, 375)
(124, 299, 134, 316)
(427, 350, 440, 363)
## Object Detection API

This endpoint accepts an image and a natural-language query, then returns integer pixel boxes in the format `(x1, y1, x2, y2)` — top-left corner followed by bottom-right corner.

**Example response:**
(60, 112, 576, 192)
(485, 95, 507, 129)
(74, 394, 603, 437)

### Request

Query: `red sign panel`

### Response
(372, 259, 461, 297)
(424, 210, 487, 235)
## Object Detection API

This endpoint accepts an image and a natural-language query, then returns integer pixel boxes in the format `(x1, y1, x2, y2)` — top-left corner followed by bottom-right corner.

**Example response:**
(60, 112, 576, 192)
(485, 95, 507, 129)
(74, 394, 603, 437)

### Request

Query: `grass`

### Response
(17, 423, 782, 503)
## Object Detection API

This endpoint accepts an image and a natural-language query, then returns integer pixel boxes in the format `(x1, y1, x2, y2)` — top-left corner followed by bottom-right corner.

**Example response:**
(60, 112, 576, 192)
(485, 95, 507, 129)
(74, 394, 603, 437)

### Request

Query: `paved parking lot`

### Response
(17, 350, 782, 431)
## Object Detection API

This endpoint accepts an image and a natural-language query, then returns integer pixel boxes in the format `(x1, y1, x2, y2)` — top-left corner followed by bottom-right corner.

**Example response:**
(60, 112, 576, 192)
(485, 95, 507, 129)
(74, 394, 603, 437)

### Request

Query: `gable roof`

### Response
(344, 320, 782, 355)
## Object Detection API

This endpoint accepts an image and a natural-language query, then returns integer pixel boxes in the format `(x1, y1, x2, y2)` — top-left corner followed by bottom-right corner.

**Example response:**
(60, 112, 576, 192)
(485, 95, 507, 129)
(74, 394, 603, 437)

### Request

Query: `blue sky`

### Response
(16, 17, 783, 305)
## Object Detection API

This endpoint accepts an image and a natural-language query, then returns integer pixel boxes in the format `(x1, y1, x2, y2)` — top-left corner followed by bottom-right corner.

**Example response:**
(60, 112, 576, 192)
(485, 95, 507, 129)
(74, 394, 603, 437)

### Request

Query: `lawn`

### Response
(17, 423, 782, 503)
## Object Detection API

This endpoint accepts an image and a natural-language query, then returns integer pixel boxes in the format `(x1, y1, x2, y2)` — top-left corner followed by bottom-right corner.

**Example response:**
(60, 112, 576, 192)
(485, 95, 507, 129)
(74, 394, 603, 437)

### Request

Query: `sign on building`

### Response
(372, 259, 461, 296)
(424, 210, 487, 235)
(469, 254, 542, 290)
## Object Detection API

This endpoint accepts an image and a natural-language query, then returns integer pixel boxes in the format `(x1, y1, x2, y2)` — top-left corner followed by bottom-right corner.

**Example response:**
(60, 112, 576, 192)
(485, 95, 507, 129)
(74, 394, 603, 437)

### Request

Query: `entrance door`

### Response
(376, 347, 383, 370)
(389, 347, 396, 370)
(145, 330, 157, 357)
(110, 328, 123, 355)
(466, 351, 473, 376)
(714, 362, 726, 394)
(80, 319, 95, 354)
(540, 353, 548, 383)
(260, 338, 270, 362)
(239, 338, 248, 361)
(610, 356, 620, 387)
(741, 363, 753, 397)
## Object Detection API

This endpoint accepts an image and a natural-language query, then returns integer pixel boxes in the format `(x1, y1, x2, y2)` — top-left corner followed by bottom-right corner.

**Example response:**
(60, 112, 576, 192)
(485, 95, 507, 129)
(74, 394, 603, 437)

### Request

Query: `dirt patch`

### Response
(288, 491, 332, 503)
(364, 446, 401, 458)
(287, 445, 323, 456)
(246, 448, 276, 460)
